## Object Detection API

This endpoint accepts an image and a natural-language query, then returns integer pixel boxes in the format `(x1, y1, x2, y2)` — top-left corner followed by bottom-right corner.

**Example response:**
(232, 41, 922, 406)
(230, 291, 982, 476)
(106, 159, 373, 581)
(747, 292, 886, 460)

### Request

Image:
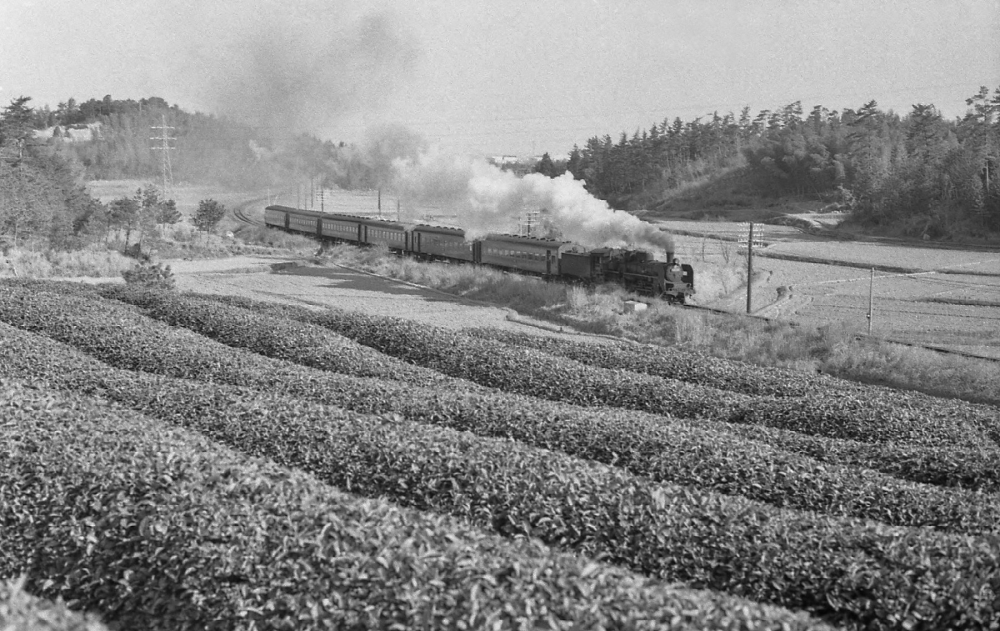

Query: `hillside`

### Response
(563, 88, 1000, 242)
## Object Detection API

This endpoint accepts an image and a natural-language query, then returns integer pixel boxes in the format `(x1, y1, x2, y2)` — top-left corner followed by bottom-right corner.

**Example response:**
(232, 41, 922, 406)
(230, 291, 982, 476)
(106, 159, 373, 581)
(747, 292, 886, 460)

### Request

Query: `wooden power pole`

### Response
(746, 222, 754, 314)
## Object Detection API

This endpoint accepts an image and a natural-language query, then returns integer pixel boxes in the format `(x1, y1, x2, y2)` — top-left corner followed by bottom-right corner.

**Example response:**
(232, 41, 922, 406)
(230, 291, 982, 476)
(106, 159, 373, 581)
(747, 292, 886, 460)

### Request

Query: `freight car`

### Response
(264, 205, 695, 303)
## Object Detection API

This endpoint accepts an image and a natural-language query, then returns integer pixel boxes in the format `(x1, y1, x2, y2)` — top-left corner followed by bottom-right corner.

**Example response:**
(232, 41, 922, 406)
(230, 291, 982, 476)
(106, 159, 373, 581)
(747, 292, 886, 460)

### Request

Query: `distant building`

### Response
(33, 122, 102, 143)
(489, 155, 520, 167)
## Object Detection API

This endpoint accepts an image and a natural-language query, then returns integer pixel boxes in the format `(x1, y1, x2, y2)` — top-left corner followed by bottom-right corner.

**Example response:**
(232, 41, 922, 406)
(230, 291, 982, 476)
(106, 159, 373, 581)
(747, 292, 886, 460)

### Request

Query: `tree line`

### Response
(561, 86, 1000, 234)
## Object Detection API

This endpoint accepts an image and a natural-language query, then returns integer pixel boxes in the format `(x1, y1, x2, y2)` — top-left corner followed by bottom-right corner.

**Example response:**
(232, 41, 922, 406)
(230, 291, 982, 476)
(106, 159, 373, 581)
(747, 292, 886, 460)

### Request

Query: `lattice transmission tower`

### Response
(150, 114, 175, 198)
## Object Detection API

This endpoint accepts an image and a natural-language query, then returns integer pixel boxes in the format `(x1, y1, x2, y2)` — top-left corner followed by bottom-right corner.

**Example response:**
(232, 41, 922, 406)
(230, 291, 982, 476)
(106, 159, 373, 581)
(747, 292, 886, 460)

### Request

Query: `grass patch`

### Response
(822, 340, 1000, 406)
(0, 244, 134, 279)
(230, 223, 319, 253)
(1, 224, 319, 280)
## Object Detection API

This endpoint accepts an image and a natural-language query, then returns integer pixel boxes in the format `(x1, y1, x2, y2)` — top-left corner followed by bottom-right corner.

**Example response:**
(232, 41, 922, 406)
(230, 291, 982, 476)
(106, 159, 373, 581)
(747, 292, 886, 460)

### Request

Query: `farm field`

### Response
(86, 179, 270, 221)
(4, 278, 1000, 629)
(163, 254, 570, 334)
(660, 218, 1000, 359)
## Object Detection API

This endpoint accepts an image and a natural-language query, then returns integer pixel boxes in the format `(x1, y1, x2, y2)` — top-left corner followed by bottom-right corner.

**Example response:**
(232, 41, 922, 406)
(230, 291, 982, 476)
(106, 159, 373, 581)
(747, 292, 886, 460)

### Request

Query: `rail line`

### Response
(231, 198, 265, 226)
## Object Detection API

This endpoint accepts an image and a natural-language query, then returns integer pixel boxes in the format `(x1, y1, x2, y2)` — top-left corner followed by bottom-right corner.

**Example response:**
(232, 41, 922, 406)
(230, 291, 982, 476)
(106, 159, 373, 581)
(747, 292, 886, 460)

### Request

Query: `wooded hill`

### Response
(20, 95, 388, 190)
(0, 95, 395, 250)
(559, 86, 1000, 238)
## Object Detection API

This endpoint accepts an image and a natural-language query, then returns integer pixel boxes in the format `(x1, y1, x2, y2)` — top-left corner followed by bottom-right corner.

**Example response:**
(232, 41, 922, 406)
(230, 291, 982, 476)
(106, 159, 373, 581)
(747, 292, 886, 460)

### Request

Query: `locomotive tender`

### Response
(264, 205, 695, 303)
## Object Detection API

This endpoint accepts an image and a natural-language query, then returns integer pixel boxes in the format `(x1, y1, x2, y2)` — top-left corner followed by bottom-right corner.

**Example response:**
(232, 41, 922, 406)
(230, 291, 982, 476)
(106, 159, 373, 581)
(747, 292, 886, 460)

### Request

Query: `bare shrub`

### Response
(122, 262, 175, 290)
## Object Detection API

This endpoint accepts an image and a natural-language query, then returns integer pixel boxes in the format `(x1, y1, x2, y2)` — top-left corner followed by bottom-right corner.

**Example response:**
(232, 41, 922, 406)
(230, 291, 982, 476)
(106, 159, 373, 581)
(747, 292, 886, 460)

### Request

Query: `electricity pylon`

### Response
(150, 114, 175, 198)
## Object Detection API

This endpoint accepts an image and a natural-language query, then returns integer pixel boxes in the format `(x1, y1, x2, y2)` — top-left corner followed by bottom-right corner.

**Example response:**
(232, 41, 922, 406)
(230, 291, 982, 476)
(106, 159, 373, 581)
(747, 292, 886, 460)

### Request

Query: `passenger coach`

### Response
(476, 234, 577, 276)
(411, 225, 474, 262)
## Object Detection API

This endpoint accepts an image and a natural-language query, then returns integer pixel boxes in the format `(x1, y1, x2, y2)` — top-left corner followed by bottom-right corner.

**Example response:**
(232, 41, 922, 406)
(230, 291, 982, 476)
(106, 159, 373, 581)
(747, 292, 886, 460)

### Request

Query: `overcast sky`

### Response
(2, 0, 998, 157)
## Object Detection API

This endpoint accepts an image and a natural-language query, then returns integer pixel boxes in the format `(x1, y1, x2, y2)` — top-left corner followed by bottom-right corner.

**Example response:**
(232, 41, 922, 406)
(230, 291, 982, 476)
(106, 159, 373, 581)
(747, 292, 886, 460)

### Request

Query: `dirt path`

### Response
(167, 255, 606, 340)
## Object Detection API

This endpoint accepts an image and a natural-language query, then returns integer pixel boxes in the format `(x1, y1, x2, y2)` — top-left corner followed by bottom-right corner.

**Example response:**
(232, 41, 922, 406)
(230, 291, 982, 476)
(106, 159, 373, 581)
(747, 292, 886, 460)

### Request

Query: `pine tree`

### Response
(194, 199, 226, 234)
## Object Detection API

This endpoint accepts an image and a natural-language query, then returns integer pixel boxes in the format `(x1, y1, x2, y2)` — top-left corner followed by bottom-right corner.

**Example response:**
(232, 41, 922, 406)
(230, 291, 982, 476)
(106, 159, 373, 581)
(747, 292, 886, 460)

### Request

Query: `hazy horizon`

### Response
(2, 0, 998, 157)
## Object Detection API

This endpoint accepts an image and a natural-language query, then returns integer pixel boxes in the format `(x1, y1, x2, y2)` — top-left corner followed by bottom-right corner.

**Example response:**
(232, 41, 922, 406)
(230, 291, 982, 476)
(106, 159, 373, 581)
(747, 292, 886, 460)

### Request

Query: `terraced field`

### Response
(3, 279, 1000, 630)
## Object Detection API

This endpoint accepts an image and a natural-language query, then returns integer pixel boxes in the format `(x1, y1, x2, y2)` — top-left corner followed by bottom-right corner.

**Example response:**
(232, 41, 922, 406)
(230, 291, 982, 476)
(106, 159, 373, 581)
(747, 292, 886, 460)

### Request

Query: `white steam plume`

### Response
(393, 149, 675, 254)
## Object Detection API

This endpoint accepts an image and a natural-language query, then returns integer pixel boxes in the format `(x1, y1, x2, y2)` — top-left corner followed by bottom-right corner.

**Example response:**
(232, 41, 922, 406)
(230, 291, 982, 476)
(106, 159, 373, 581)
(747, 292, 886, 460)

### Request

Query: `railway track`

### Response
(231, 198, 265, 226)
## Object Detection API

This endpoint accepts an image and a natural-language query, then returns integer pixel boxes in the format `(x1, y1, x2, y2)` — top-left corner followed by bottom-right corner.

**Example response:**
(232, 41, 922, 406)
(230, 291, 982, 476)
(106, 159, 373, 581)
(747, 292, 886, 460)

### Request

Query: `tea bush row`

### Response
(3, 321, 1000, 537)
(101, 286, 749, 421)
(1, 379, 829, 631)
(468, 327, 828, 397)
(2, 332, 1000, 629)
(2, 287, 999, 506)
(194, 291, 997, 449)
(103, 286, 475, 389)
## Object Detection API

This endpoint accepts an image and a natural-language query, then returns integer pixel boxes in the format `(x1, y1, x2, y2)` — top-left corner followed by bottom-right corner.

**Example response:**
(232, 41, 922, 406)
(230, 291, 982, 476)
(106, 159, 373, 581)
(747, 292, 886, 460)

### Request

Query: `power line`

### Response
(150, 114, 175, 198)
(319, 80, 996, 135)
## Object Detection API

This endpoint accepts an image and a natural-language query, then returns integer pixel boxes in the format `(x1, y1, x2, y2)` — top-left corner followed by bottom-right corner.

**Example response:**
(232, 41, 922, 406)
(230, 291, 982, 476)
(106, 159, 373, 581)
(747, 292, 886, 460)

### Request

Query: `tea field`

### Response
(3, 279, 1000, 630)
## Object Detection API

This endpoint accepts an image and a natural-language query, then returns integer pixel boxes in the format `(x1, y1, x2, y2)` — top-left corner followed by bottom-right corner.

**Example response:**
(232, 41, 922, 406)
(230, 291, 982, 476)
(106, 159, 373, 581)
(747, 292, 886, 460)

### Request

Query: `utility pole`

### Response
(746, 222, 754, 314)
(150, 115, 175, 198)
(867, 267, 875, 335)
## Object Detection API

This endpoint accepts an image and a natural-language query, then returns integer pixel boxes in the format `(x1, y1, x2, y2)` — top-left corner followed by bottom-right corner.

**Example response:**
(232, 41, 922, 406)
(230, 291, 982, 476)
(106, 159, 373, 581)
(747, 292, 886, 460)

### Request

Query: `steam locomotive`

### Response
(264, 205, 695, 303)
